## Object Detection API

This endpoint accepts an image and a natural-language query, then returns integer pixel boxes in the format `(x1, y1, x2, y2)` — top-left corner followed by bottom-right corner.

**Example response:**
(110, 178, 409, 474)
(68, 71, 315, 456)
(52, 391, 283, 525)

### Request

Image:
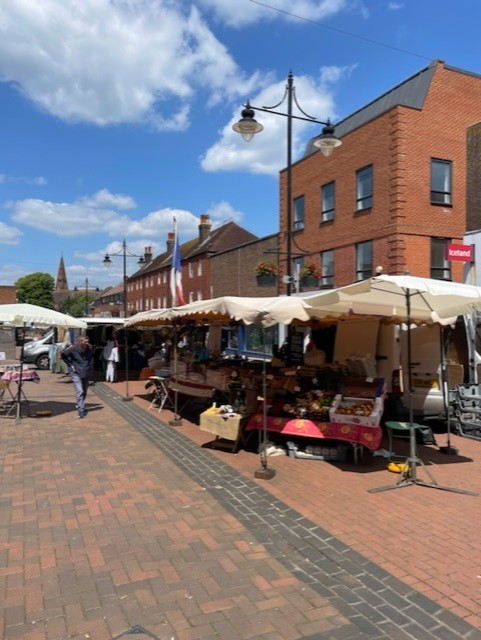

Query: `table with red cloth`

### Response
(246, 413, 382, 452)
(1, 369, 40, 383)
(0, 368, 39, 417)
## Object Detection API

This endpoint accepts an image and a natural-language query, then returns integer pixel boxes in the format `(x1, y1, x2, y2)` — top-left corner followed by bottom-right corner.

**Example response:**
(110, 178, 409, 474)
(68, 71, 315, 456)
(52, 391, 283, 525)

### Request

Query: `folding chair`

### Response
(147, 376, 174, 412)
(0, 379, 16, 415)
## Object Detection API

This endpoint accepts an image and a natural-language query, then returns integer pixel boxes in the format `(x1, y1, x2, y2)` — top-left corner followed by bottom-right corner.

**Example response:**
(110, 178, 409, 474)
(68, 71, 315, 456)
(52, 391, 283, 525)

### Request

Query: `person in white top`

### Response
(102, 338, 119, 382)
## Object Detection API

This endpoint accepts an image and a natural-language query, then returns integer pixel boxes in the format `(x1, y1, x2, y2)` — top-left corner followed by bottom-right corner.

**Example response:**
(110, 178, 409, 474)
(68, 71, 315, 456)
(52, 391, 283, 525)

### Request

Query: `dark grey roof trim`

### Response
(305, 60, 438, 157)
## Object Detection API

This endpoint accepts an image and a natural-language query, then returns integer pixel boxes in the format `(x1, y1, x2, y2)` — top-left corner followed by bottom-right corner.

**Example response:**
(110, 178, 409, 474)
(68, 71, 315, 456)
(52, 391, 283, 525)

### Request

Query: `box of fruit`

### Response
(329, 395, 384, 426)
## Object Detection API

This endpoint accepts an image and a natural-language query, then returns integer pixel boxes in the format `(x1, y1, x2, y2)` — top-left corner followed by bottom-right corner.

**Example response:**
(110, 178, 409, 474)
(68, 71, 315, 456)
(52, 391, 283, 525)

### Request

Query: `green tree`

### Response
(60, 294, 92, 317)
(15, 273, 55, 308)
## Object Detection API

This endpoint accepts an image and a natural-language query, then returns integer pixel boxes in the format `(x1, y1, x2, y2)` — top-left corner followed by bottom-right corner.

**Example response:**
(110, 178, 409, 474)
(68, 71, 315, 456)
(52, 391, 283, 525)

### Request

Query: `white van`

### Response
(310, 313, 481, 421)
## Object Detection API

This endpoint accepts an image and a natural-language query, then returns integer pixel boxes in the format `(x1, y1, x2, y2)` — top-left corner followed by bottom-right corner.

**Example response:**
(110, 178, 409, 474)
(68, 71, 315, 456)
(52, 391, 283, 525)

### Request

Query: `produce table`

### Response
(246, 413, 382, 452)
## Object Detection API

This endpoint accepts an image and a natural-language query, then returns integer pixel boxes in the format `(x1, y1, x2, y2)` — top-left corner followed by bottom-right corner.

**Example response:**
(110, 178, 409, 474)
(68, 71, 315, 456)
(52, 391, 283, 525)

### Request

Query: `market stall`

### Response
(0, 304, 87, 419)
(304, 275, 481, 494)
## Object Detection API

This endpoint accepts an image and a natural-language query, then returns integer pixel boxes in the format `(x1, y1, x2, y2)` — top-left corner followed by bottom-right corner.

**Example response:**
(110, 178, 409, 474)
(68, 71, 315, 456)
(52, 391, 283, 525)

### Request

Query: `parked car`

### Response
(22, 329, 55, 370)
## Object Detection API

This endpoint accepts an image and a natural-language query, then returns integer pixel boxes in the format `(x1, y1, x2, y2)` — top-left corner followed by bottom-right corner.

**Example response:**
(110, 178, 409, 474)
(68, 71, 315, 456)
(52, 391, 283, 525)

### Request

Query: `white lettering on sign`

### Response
(447, 244, 473, 262)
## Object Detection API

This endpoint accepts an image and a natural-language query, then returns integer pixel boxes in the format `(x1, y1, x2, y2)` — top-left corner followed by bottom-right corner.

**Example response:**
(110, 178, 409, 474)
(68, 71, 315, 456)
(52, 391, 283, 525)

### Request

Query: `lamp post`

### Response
(233, 72, 341, 480)
(102, 240, 145, 401)
(74, 277, 100, 317)
(233, 71, 342, 296)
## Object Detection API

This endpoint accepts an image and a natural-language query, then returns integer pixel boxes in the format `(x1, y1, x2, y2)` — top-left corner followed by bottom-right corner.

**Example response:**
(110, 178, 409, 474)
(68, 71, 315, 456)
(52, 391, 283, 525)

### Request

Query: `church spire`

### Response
(55, 254, 68, 291)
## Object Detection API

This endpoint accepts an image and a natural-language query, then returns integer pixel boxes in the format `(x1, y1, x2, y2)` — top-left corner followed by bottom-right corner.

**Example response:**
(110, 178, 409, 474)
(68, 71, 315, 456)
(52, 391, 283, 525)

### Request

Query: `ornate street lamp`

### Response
(233, 72, 342, 480)
(233, 71, 342, 296)
(102, 240, 145, 401)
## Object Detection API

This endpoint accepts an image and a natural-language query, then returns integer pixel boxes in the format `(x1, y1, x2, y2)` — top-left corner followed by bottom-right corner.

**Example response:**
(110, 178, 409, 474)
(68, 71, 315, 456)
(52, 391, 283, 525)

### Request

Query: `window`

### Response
(198, 260, 203, 276)
(356, 241, 372, 281)
(431, 159, 452, 205)
(321, 182, 335, 222)
(430, 237, 451, 280)
(320, 250, 334, 288)
(189, 291, 194, 303)
(293, 196, 305, 231)
(188, 262, 193, 278)
(356, 165, 373, 210)
(197, 291, 203, 301)
(245, 325, 276, 356)
(162, 272, 167, 284)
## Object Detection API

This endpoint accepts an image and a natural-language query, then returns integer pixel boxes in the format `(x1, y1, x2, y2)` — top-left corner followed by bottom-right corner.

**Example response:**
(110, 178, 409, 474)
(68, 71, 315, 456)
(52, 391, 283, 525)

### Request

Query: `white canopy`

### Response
(304, 275, 481, 325)
(125, 295, 318, 328)
(0, 303, 87, 329)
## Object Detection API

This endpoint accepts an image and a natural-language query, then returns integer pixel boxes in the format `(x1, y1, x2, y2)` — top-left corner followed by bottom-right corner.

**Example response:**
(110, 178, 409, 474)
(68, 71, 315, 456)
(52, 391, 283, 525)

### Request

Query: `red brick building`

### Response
(127, 215, 258, 314)
(278, 60, 481, 292)
(0, 286, 16, 304)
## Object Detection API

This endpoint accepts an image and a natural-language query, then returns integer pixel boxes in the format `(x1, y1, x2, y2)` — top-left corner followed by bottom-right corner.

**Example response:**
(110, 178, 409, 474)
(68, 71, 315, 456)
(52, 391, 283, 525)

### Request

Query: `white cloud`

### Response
(8, 188, 243, 241)
(198, 0, 349, 27)
(205, 201, 244, 224)
(0, 262, 29, 285)
(0, 173, 46, 185)
(0, 221, 23, 245)
(0, 1, 254, 129)
(201, 67, 353, 176)
(79, 189, 136, 211)
(388, 2, 404, 9)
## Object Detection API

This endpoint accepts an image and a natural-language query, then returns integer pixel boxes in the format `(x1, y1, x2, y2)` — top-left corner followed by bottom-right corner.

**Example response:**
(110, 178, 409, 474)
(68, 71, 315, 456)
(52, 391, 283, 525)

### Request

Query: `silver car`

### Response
(22, 329, 55, 370)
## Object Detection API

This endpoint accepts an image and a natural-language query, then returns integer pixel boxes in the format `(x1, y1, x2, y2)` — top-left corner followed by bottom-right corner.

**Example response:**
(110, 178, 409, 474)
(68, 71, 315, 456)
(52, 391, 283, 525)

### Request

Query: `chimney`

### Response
(144, 245, 153, 264)
(166, 232, 175, 253)
(199, 214, 211, 244)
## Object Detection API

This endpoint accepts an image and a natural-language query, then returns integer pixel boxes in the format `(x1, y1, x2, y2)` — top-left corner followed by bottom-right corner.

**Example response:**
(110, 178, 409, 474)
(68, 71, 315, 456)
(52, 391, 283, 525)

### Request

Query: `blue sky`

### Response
(1, 0, 480, 290)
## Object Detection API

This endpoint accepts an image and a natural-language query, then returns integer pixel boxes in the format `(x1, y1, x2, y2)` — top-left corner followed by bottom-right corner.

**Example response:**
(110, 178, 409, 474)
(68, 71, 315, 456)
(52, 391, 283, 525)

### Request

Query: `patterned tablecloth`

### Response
(1, 369, 40, 383)
(246, 414, 382, 451)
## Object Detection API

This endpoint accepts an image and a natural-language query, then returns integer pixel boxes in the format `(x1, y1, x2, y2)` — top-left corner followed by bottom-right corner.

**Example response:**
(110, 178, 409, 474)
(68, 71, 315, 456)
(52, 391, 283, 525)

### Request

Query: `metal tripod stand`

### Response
(370, 295, 478, 496)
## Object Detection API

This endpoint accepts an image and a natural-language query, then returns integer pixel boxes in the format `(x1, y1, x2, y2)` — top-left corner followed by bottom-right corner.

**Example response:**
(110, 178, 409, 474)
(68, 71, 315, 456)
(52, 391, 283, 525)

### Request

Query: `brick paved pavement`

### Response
(1, 370, 481, 640)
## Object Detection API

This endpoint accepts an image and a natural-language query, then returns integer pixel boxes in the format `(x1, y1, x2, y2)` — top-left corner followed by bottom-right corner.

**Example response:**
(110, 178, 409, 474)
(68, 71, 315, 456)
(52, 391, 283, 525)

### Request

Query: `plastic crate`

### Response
(286, 441, 348, 462)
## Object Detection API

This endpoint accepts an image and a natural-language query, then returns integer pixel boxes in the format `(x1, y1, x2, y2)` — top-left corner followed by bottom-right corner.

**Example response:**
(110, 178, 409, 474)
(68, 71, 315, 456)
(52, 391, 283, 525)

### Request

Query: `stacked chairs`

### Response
(450, 383, 481, 441)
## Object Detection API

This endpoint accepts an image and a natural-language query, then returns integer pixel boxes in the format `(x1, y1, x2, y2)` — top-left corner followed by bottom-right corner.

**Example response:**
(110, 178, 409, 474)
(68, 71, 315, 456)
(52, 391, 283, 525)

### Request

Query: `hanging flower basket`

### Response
(255, 261, 278, 287)
(256, 273, 277, 287)
(300, 275, 320, 288)
(299, 262, 321, 288)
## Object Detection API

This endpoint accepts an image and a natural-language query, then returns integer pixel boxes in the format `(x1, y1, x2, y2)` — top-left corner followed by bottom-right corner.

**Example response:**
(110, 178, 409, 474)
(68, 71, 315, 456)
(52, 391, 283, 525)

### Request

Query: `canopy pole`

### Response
(169, 326, 182, 427)
(254, 326, 275, 480)
(371, 291, 477, 495)
(438, 325, 458, 455)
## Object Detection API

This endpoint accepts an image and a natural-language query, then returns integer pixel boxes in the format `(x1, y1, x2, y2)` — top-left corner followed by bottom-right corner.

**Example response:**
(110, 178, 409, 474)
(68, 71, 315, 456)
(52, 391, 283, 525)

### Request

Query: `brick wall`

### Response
(280, 61, 481, 286)
(210, 236, 279, 297)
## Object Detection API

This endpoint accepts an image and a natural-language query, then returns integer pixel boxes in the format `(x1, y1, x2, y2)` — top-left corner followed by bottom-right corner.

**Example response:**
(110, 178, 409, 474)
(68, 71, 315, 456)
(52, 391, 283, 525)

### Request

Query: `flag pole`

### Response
(169, 217, 183, 426)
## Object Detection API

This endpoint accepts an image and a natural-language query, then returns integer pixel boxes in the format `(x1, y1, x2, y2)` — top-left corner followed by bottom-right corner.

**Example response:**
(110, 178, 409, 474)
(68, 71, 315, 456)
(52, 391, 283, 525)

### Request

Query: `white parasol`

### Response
(0, 303, 88, 329)
(305, 275, 481, 495)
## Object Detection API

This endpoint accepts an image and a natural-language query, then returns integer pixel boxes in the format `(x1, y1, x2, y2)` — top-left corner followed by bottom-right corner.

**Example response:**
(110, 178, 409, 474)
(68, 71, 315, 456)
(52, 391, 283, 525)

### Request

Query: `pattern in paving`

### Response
(0, 372, 480, 640)
(96, 383, 481, 640)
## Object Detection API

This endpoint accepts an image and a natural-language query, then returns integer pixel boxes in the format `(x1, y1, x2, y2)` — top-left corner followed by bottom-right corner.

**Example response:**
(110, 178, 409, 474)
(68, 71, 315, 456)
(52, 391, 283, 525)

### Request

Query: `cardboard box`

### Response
(329, 395, 383, 426)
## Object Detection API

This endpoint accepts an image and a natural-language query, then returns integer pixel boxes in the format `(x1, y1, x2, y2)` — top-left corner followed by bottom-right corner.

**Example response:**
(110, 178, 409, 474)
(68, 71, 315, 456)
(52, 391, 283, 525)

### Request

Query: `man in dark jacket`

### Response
(62, 335, 94, 419)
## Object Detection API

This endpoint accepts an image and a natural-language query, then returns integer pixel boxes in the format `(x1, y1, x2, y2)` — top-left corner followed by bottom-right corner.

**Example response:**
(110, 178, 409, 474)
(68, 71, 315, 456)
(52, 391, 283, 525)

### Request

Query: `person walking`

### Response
(102, 338, 119, 382)
(61, 335, 94, 419)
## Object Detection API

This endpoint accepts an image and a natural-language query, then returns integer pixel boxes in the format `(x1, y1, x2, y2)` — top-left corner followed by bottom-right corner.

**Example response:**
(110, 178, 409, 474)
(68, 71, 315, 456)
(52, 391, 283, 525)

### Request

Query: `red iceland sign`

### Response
(446, 244, 474, 262)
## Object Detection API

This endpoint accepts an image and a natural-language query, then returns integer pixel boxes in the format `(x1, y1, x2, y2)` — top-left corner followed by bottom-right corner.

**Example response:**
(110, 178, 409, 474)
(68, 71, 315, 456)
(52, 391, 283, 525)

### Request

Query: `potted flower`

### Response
(255, 261, 278, 287)
(299, 262, 321, 288)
